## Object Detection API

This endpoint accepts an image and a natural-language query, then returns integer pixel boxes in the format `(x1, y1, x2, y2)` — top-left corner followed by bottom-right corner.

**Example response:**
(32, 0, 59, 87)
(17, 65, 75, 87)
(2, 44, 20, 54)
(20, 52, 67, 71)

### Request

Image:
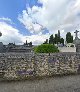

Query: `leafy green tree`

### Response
(49, 35, 54, 44)
(66, 32, 73, 43)
(34, 44, 59, 53)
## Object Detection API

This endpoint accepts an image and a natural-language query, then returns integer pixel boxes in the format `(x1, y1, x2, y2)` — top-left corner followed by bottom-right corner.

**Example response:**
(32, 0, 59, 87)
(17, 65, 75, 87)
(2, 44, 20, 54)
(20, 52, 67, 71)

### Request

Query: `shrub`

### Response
(34, 44, 59, 53)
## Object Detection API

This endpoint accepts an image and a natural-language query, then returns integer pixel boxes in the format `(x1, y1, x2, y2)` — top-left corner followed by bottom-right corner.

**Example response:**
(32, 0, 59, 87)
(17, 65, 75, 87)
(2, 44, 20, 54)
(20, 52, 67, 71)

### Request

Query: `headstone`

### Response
(74, 30, 80, 52)
(0, 42, 4, 53)
(76, 44, 80, 52)
(77, 64, 80, 73)
(74, 30, 79, 40)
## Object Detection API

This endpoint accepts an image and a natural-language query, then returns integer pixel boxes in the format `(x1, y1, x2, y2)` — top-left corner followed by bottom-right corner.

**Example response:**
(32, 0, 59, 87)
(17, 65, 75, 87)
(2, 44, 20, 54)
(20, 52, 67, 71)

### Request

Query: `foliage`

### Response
(58, 30, 60, 38)
(34, 44, 59, 53)
(54, 34, 58, 44)
(60, 38, 64, 45)
(54, 33, 64, 45)
(25, 40, 28, 45)
(49, 35, 54, 44)
(28, 42, 32, 46)
(43, 30, 64, 45)
(43, 39, 48, 44)
(57, 30, 61, 42)
(66, 32, 73, 43)
(0, 32, 2, 37)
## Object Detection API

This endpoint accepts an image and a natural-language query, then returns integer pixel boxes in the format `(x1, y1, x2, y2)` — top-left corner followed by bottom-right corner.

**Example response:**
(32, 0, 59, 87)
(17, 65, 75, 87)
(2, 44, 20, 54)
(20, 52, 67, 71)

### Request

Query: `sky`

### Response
(0, 0, 80, 45)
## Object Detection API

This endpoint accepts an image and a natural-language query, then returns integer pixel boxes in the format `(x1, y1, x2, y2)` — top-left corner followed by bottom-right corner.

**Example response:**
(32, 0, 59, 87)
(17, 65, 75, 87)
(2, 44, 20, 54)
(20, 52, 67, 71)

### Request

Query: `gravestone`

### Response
(77, 64, 80, 73)
(76, 44, 80, 52)
(0, 42, 4, 53)
(74, 30, 79, 40)
(74, 30, 80, 52)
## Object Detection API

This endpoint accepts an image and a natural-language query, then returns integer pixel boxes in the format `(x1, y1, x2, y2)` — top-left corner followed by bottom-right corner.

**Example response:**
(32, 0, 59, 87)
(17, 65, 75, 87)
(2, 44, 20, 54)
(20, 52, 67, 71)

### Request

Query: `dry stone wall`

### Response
(0, 52, 80, 80)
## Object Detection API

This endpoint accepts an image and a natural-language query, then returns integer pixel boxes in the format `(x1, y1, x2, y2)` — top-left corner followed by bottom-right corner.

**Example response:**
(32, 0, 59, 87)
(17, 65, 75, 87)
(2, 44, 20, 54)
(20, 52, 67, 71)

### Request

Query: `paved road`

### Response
(0, 75, 80, 92)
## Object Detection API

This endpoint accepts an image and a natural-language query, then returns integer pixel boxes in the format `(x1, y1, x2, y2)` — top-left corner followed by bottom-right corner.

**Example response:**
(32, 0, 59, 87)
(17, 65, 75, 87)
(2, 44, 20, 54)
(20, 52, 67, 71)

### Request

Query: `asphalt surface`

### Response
(0, 75, 80, 92)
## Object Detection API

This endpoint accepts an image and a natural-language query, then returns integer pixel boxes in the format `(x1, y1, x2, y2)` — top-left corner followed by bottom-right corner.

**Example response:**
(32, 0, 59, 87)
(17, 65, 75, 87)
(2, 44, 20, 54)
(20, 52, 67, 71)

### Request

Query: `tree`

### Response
(34, 44, 59, 53)
(28, 42, 32, 46)
(54, 34, 58, 44)
(66, 32, 73, 43)
(60, 38, 64, 45)
(53, 30, 61, 44)
(49, 35, 54, 44)
(43, 39, 48, 44)
(25, 40, 28, 45)
(0, 32, 2, 37)
(58, 30, 60, 38)
(57, 30, 61, 42)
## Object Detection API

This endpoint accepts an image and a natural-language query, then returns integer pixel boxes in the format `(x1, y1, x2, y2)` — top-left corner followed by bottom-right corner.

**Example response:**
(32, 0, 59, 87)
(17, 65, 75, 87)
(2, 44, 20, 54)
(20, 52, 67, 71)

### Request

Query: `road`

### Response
(0, 75, 80, 92)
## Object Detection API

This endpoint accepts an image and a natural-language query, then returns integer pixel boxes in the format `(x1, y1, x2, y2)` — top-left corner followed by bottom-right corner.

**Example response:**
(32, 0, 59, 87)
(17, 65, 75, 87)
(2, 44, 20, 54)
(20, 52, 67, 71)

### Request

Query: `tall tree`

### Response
(57, 30, 61, 42)
(60, 38, 64, 45)
(58, 30, 60, 38)
(54, 30, 61, 44)
(28, 42, 32, 46)
(66, 32, 73, 43)
(43, 39, 48, 44)
(49, 35, 54, 44)
(0, 32, 2, 37)
(54, 34, 58, 44)
(26, 40, 28, 45)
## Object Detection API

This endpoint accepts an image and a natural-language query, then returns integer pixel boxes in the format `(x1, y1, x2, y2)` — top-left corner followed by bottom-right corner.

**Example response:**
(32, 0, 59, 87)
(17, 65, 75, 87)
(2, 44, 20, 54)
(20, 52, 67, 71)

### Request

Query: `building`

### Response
(0, 41, 33, 53)
(7, 45, 32, 53)
(58, 47, 76, 52)
(65, 43, 75, 47)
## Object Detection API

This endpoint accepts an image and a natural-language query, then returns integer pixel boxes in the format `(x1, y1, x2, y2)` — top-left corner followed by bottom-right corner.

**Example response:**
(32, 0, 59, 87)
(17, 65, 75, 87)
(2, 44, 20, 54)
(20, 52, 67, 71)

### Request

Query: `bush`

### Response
(34, 44, 59, 53)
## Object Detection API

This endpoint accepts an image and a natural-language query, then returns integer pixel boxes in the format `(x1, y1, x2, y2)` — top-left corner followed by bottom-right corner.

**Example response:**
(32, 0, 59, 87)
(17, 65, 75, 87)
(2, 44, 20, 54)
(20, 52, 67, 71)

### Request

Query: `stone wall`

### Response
(0, 52, 80, 80)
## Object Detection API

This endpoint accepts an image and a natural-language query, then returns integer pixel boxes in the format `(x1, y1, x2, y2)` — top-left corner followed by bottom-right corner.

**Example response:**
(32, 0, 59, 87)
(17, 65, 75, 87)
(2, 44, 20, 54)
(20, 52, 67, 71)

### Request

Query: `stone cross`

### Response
(74, 30, 79, 39)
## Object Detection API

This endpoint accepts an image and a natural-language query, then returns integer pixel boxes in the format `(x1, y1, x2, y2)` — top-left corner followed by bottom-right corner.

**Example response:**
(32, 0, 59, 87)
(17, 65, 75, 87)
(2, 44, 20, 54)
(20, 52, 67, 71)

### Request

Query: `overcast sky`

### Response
(0, 0, 80, 45)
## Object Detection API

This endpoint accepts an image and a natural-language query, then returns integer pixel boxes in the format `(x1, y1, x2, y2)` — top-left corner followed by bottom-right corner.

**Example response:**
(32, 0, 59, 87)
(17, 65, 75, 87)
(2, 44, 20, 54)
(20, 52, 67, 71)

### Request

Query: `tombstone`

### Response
(0, 42, 4, 53)
(77, 64, 80, 73)
(74, 30, 79, 40)
(74, 30, 80, 52)
(76, 44, 80, 52)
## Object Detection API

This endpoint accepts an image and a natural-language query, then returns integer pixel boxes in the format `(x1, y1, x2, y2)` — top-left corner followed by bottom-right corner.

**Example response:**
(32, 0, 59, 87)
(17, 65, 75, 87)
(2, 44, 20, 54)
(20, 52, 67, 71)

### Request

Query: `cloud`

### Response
(18, 0, 80, 38)
(18, 9, 44, 34)
(26, 33, 50, 45)
(0, 18, 49, 45)
(1, 0, 80, 45)
(0, 18, 27, 45)
(0, 17, 12, 22)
